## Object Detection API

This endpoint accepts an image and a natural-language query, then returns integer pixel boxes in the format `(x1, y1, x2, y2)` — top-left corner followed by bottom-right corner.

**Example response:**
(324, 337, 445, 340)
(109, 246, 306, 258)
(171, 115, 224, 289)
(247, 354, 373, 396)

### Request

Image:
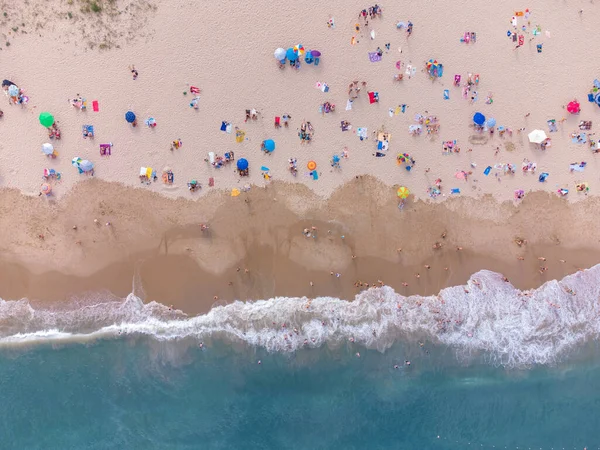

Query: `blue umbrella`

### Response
(332, 155, 340, 163)
(237, 158, 249, 171)
(263, 139, 275, 152)
(286, 48, 298, 61)
(473, 112, 485, 126)
(125, 111, 136, 123)
(486, 117, 496, 128)
(595, 93, 600, 106)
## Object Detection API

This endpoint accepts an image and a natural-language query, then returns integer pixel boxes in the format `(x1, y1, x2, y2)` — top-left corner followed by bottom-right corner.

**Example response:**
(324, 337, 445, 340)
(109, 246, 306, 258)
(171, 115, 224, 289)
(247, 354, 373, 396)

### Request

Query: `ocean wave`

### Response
(1, 266, 599, 367)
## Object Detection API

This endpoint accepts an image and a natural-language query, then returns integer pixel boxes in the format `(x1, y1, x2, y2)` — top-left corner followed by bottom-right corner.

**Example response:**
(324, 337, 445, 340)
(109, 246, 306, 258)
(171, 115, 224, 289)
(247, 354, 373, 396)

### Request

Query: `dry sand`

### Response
(0, 0, 598, 311)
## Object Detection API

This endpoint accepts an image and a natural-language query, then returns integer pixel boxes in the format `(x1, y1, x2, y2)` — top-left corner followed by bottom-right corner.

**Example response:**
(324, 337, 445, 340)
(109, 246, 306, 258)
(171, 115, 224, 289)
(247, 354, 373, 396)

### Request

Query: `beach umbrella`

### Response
(293, 44, 305, 55)
(72, 157, 82, 167)
(307, 160, 317, 170)
(41, 143, 54, 155)
(40, 183, 52, 195)
(528, 129, 548, 144)
(567, 101, 580, 114)
(486, 117, 497, 128)
(7, 84, 18, 97)
(125, 111, 136, 123)
(274, 47, 286, 60)
(39, 112, 55, 128)
(397, 186, 410, 199)
(79, 160, 94, 172)
(263, 139, 275, 152)
(237, 158, 249, 171)
(286, 48, 298, 61)
(310, 50, 321, 57)
(332, 155, 340, 163)
(473, 112, 485, 126)
(231, 188, 241, 197)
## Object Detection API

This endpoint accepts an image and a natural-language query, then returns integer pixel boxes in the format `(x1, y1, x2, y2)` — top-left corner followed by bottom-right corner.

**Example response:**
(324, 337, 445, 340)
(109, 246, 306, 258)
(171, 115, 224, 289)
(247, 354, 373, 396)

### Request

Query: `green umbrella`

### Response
(39, 112, 54, 128)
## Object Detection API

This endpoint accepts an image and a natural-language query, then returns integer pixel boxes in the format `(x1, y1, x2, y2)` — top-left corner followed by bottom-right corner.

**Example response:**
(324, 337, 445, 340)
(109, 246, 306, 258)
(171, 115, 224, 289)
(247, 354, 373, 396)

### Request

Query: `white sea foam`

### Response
(0, 267, 599, 367)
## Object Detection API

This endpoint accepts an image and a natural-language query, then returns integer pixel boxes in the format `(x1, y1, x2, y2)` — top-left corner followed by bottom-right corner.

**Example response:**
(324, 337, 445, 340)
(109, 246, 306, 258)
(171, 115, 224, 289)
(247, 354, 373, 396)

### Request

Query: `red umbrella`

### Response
(567, 101, 580, 114)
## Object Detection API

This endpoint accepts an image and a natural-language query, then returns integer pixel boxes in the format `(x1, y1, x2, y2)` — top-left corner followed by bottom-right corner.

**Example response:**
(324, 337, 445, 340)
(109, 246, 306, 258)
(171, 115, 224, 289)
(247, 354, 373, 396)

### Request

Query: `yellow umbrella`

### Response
(231, 188, 241, 197)
(397, 186, 410, 199)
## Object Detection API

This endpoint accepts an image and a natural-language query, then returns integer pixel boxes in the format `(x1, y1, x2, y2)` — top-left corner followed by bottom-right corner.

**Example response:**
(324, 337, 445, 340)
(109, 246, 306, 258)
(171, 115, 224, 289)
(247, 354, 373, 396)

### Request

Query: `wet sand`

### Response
(1, 178, 599, 314)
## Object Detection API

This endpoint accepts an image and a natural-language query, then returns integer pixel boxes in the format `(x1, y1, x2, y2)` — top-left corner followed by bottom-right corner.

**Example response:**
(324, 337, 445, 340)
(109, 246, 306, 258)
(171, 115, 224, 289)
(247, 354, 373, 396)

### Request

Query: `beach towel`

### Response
(208, 177, 214, 187)
(92, 100, 99, 112)
(190, 86, 200, 94)
(235, 130, 245, 143)
(99, 143, 112, 156)
(569, 162, 587, 172)
(451, 188, 461, 194)
(547, 119, 558, 132)
(368, 92, 378, 104)
(220, 121, 227, 131)
(443, 89, 449, 100)
(368, 52, 382, 63)
(571, 133, 587, 144)
(357, 127, 368, 140)
(346, 99, 353, 111)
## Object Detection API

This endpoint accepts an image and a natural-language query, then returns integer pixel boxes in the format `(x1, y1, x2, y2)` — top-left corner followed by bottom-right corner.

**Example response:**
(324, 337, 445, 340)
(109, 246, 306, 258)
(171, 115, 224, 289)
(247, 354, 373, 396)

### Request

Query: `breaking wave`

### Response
(0, 266, 599, 367)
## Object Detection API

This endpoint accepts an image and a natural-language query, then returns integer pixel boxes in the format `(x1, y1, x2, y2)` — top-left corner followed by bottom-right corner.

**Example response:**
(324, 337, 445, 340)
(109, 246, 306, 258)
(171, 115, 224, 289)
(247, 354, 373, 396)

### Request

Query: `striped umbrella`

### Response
(397, 186, 410, 199)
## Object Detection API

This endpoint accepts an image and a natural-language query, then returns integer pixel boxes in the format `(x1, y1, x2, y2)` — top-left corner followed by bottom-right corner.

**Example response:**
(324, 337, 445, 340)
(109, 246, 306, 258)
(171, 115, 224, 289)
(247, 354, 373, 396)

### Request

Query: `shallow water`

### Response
(1, 340, 599, 449)
(2, 268, 600, 448)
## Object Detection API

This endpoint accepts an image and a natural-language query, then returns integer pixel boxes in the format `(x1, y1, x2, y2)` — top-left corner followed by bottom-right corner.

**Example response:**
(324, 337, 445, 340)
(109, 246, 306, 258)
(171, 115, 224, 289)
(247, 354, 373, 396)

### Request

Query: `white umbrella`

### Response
(7, 84, 18, 97)
(41, 143, 54, 155)
(79, 160, 94, 172)
(528, 129, 547, 144)
(274, 47, 286, 60)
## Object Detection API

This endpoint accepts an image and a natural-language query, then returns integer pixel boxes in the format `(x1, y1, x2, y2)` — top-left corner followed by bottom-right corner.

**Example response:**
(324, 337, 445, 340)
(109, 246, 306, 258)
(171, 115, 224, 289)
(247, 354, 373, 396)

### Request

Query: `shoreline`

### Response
(2, 177, 600, 314)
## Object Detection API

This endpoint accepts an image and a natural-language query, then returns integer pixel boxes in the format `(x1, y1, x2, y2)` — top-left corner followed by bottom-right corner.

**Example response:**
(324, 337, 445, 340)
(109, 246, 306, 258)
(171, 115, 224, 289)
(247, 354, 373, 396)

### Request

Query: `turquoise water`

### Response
(2, 268, 600, 449)
(0, 340, 599, 449)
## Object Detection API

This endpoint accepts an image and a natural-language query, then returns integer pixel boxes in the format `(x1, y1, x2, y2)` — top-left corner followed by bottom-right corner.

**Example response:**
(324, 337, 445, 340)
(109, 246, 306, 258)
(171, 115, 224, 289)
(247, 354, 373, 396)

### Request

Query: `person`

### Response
(130, 65, 138, 80)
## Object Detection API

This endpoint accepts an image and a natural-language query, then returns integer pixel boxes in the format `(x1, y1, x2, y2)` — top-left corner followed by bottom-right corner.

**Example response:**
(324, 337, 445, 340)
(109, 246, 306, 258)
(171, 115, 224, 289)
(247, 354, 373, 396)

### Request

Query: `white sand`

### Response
(0, 0, 596, 203)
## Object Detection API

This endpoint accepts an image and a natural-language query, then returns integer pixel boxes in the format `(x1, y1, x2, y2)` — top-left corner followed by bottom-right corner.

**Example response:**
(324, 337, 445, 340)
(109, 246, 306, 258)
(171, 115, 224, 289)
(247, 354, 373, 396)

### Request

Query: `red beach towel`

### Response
(92, 100, 99, 112)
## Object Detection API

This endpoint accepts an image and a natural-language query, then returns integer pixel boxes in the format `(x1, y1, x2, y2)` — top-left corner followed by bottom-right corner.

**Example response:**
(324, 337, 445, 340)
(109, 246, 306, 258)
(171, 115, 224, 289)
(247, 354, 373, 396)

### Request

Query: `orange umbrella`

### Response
(307, 160, 317, 170)
(41, 183, 52, 195)
(396, 186, 410, 199)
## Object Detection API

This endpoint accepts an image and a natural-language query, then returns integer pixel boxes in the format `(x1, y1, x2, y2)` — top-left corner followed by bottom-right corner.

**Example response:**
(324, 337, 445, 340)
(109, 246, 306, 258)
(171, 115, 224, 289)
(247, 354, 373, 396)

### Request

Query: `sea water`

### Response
(1, 268, 600, 449)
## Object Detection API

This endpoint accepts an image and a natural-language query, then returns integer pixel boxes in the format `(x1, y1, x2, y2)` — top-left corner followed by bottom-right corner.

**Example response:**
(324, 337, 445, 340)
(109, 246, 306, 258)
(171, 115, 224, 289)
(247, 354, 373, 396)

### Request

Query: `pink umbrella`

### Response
(567, 101, 580, 114)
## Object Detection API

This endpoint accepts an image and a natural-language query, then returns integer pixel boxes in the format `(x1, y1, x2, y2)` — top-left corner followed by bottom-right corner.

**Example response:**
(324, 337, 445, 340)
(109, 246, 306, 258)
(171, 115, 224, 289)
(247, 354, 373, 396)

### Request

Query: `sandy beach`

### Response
(0, 0, 598, 311)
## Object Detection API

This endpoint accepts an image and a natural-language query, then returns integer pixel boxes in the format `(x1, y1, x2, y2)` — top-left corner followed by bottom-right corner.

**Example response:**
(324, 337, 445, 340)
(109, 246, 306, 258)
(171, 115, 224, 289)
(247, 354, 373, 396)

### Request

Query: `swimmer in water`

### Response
(404, 360, 411, 366)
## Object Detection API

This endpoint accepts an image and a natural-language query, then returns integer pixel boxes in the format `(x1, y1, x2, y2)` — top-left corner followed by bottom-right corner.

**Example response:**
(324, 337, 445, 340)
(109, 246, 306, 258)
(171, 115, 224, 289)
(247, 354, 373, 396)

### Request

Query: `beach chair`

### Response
(82, 125, 94, 139)
(314, 57, 320, 66)
(274, 116, 281, 128)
